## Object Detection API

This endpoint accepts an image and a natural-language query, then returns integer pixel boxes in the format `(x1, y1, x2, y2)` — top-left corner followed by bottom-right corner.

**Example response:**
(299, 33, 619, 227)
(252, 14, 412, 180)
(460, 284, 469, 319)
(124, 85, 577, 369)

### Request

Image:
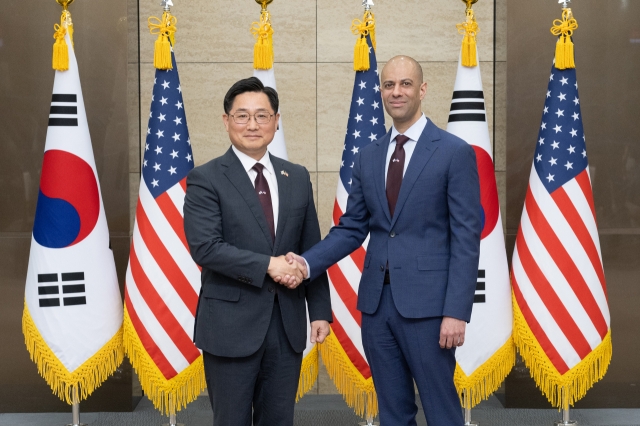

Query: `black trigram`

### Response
(37, 272, 86, 307)
(474, 269, 486, 303)
(448, 91, 486, 123)
(48, 94, 78, 127)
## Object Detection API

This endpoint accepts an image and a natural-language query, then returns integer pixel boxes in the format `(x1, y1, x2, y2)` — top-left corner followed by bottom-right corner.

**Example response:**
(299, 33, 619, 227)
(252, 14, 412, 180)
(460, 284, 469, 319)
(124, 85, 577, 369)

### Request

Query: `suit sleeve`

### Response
(303, 152, 371, 281)
(443, 142, 482, 322)
(183, 167, 271, 288)
(299, 170, 333, 323)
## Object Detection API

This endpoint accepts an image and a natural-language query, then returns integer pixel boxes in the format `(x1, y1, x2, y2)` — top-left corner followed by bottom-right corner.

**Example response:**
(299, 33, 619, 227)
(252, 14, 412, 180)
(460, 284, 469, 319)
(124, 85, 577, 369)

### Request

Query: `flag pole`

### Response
(464, 389, 479, 426)
(162, 393, 185, 426)
(65, 387, 87, 426)
(153, 0, 185, 417)
(554, 386, 577, 426)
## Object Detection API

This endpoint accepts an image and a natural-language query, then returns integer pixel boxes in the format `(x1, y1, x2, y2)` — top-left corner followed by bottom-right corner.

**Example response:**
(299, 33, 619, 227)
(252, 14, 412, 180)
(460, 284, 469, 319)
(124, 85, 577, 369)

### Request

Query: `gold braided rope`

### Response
(456, 7, 479, 67)
(351, 11, 376, 71)
(550, 9, 578, 69)
(148, 12, 177, 70)
(52, 10, 73, 71)
(251, 9, 274, 70)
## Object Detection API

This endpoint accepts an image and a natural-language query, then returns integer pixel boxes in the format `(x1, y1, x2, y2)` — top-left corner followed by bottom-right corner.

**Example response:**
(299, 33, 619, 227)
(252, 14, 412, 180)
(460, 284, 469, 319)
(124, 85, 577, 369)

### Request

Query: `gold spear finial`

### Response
(56, 0, 75, 11)
(255, 0, 273, 12)
(462, 0, 478, 10)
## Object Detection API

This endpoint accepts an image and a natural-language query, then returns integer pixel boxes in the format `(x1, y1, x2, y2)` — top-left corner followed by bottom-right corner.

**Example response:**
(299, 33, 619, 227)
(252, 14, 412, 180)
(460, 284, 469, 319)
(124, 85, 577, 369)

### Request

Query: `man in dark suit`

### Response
(285, 56, 481, 425)
(183, 77, 332, 426)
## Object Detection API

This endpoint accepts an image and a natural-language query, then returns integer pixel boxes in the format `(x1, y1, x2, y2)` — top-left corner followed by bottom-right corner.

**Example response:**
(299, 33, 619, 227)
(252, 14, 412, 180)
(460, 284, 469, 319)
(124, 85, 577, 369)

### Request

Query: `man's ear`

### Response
(222, 114, 230, 133)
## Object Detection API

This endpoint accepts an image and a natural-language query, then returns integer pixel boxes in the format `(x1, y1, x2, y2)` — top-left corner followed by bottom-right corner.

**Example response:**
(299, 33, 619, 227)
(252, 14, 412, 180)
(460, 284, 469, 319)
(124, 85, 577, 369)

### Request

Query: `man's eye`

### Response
(236, 114, 249, 119)
(256, 114, 269, 120)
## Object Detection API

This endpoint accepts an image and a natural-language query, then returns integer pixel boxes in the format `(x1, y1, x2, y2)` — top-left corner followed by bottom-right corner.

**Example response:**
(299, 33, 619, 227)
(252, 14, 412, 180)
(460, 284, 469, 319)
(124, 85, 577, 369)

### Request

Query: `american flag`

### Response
(322, 34, 385, 412)
(123, 48, 203, 413)
(511, 61, 611, 404)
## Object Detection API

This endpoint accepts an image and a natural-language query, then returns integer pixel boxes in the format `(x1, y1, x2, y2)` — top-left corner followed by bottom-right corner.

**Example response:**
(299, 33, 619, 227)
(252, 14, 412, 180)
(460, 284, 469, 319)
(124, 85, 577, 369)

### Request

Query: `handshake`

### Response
(267, 253, 308, 289)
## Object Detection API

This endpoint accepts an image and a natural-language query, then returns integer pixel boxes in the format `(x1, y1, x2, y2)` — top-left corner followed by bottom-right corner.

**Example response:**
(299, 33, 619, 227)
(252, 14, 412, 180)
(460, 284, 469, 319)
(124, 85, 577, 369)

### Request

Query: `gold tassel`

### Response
(296, 344, 319, 402)
(319, 331, 378, 418)
(512, 291, 612, 409)
(454, 338, 516, 408)
(52, 11, 73, 72)
(148, 12, 177, 71)
(251, 10, 274, 70)
(123, 307, 206, 415)
(351, 11, 376, 72)
(23, 301, 124, 404)
(457, 7, 479, 67)
(551, 9, 578, 70)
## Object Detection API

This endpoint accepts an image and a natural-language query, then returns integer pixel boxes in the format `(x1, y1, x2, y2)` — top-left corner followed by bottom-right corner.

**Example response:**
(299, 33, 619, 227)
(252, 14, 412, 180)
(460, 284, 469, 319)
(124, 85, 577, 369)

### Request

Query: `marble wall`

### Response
(128, 0, 507, 396)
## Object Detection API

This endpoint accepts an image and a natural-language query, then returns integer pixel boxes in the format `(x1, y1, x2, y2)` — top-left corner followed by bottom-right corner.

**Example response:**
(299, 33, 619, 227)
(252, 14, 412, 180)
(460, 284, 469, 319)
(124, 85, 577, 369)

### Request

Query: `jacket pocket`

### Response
(201, 283, 240, 302)
(416, 255, 450, 271)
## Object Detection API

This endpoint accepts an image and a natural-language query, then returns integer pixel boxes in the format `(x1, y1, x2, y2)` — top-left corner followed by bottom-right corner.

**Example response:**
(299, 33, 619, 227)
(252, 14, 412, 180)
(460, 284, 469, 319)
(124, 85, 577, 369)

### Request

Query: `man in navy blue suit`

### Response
(283, 56, 481, 425)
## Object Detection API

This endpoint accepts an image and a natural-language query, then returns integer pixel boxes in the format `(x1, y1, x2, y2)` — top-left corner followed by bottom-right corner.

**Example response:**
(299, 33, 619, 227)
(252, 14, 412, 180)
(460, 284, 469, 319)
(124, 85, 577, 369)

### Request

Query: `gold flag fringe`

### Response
(148, 12, 177, 71)
(456, 7, 479, 67)
(551, 9, 578, 70)
(351, 11, 376, 72)
(512, 292, 612, 409)
(123, 307, 206, 415)
(296, 344, 319, 402)
(454, 337, 516, 408)
(52, 11, 73, 71)
(251, 9, 274, 70)
(319, 331, 377, 418)
(22, 301, 124, 404)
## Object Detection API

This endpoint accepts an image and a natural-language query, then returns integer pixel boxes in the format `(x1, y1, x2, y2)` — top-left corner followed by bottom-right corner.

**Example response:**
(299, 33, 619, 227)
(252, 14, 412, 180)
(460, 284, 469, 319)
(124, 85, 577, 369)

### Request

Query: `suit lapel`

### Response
(222, 148, 274, 250)
(271, 155, 290, 255)
(374, 129, 393, 224)
(390, 122, 441, 229)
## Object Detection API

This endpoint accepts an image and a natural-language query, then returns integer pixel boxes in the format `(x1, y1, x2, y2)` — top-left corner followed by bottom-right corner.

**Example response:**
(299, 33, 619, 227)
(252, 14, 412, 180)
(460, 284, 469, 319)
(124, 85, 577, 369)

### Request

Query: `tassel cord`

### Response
(148, 12, 177, 70)
(456, 8, 479, 67)
(351, 11, 376, 72)
(550, 9, 578, 70)
(251, 10, 274, 70)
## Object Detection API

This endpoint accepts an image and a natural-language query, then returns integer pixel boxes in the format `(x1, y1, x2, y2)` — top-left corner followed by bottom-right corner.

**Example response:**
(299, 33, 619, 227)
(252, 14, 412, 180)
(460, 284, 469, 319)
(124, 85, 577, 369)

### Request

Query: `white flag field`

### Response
(254, 66, 318, 400)
(23, 31, 124, 404)
(254, 67, 288, 160)
(446, 50, 515, 407)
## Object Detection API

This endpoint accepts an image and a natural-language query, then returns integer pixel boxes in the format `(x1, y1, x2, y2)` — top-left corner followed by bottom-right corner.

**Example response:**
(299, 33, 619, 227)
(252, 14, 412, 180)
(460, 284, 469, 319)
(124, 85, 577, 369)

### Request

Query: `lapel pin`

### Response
(281, 170, 289, 177)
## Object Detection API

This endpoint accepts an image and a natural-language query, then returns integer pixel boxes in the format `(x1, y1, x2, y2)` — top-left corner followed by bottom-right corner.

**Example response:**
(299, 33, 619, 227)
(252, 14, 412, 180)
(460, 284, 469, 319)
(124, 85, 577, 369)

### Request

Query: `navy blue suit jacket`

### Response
(304, 120, 481, 321)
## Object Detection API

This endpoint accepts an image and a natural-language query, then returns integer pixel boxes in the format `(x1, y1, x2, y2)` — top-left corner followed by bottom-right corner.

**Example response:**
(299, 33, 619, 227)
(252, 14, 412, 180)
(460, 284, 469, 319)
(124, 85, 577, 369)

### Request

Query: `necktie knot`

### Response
(252, 163, 265, 174)
(395, 135, 410, 148)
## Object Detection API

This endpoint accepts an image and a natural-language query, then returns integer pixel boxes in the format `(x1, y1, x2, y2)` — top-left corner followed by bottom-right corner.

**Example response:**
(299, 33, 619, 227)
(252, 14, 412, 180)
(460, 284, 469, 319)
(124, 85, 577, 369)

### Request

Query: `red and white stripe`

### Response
(125, 178, 202, 380)
(512, 166, 609, 374)
(327, 180, 372, 379)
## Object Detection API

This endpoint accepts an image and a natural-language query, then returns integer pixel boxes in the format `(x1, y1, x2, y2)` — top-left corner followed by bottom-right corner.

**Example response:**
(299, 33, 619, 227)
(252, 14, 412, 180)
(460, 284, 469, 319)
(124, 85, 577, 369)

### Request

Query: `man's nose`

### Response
(246, 116, 260, 129)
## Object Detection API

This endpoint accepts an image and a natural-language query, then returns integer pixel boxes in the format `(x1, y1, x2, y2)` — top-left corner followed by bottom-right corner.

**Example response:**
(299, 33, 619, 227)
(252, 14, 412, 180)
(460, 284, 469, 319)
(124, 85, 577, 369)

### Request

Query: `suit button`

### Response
(268, 286, 275, 293)
(380, 265, 384, 271)
(390, 231, 396, 238)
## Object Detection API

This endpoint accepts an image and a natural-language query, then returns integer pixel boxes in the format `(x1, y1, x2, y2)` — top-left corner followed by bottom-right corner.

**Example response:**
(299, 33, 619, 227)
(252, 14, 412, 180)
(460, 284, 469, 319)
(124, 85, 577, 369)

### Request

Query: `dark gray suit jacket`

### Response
(184, 147, 332, 358)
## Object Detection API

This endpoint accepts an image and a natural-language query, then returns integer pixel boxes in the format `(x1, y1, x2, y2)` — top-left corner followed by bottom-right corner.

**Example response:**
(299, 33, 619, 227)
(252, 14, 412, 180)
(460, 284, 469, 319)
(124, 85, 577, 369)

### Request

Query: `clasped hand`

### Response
(267, 254, 307, 289)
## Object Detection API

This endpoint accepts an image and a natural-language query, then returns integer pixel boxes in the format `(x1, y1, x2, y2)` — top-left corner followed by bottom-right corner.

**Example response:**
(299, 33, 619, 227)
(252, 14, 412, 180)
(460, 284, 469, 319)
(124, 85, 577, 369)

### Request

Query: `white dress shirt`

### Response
(385, 113, 428, 184)
(232, 146, 279, 234)
(303, 114, 429, 279)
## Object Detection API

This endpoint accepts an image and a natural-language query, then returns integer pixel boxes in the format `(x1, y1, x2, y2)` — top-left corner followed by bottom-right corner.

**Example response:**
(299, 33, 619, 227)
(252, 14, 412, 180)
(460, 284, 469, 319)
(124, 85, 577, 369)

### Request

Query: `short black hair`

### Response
(223, 77, 279, 114)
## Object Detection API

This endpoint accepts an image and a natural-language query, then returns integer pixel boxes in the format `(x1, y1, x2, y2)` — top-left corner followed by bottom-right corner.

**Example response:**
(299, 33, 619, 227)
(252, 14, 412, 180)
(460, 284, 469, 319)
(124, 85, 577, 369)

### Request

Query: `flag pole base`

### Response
(554, 422, 577, 426)
(465, 422, 479, 426)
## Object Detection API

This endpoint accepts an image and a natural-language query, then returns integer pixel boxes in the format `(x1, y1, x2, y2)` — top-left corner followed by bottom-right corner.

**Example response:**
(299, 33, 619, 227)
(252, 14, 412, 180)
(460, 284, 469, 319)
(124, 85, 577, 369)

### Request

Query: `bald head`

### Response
(382, 56, 423, 84)
(380, 55, 427, 133)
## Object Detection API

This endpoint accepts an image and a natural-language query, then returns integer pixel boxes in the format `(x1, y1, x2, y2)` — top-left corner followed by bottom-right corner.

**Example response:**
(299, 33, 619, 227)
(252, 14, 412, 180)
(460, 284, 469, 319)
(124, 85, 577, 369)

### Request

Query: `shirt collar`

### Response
(390, 114, 428, 144)
(232, 146, 275, 176)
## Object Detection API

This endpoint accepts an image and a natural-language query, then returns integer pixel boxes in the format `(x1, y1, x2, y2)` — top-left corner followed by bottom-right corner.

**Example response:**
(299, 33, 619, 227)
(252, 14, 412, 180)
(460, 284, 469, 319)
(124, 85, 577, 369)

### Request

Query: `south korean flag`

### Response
(23, 28, 123, 405)
(447, 47, 514, 407)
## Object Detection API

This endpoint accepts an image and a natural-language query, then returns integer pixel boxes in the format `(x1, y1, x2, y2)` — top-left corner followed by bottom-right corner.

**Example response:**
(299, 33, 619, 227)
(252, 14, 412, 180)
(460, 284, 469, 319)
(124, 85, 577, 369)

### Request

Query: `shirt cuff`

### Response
(302, 257, 311, 280)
